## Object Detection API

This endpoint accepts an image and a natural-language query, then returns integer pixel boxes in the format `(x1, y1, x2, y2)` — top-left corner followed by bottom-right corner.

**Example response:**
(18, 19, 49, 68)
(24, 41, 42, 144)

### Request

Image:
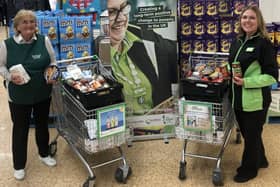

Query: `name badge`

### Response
(246, 47, 254, 52)
(32, 54, 41, 59)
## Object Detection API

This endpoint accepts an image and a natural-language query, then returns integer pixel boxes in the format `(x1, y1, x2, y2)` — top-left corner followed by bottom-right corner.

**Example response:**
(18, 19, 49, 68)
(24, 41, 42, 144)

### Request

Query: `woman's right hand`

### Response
(233, 76, 244, 86)
(11, 73, 24, 85)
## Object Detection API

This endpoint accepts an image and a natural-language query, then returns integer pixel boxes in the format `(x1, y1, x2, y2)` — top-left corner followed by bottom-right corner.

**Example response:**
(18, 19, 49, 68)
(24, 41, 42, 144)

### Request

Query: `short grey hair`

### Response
(13, 9, 37, 35)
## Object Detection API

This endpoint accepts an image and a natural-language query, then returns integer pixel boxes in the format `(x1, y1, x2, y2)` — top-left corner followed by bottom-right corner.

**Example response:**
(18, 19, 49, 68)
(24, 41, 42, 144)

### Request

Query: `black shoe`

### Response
(233, 173, 257, 183)
(259, 161, 269, 168)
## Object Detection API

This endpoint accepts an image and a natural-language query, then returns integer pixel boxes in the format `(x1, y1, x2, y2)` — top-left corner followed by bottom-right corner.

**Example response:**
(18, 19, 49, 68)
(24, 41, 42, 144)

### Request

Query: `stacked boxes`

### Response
(220, 17, 234, 53)
(179, 0, 260, 63)
(269, 93, 280, 112)
(180, 0, 221, 61)
(272, 22, 280, 68)
(8, 7, 99, 63)
(57, 15, 94, 64)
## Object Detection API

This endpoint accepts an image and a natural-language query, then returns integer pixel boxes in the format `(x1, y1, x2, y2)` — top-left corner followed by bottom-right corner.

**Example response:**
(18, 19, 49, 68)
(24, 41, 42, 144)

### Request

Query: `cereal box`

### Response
(41, 16, 59, 45)
(60, 43, 76, 61)
(59, 16, 76, 43)
(75, 42, 92, 58)
(75, 16, 92, 42)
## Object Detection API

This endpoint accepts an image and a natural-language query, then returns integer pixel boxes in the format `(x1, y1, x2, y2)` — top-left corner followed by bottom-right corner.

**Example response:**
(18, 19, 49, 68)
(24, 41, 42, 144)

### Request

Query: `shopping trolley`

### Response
(177, 51, 240, 186)
(49, 56, 132, 187)
(176, 97, 234, 186)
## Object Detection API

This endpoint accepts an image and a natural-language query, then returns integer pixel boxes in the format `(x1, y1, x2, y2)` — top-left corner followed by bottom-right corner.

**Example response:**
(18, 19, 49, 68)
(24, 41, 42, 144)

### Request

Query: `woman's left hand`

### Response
(233, 76, 244, 86)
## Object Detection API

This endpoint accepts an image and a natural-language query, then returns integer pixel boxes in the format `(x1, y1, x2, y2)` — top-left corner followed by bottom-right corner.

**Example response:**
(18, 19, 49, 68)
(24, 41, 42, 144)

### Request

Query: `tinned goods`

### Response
(232, 61, 242, 78)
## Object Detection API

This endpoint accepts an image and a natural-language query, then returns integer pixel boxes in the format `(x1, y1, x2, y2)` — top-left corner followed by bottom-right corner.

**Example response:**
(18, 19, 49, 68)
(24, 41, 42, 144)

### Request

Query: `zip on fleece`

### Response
(231, 38, 247, 108)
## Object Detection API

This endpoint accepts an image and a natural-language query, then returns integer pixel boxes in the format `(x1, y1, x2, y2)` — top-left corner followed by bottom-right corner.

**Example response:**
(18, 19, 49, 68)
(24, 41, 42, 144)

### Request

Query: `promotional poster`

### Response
(109, 0, 179, 138)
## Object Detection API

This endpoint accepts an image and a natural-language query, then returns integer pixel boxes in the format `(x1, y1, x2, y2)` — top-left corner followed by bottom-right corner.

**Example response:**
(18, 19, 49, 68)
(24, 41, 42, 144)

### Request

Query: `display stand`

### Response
(126, 96, 178, 145)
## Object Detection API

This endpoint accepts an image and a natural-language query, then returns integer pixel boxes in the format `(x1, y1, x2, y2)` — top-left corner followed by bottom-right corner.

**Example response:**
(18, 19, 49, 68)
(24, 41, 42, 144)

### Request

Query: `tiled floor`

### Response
(1, 26, 280, 187)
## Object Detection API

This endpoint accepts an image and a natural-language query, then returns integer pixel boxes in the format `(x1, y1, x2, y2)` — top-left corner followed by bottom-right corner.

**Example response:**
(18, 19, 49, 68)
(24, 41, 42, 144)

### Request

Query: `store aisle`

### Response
(1, 26, 280, 187)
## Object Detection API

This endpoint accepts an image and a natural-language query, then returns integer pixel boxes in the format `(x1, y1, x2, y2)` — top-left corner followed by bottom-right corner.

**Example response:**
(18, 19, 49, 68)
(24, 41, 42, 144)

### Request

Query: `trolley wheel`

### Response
(212, 168, 223, 186)
(178, 161, 187, 180)
(235, 133, 242, 144)
(48, 141, 57, 157)
(115, 166, 132, 183)
(83, 177, 95, 187)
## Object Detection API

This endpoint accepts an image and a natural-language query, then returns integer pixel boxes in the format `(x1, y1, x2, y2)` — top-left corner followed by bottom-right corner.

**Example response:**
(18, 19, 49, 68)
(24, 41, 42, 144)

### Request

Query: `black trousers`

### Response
(234, 106, 269, 176)
(9, 98, 51, 170)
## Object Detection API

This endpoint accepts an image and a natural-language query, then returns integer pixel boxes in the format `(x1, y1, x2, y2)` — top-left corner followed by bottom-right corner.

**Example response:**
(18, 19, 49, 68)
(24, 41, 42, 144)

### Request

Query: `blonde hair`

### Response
(237, 5, 269, 39)
(13, 9, 37, 35)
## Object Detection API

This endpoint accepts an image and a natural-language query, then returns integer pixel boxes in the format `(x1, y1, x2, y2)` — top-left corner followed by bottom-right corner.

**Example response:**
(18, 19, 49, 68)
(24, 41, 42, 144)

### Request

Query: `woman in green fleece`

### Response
(229, 5, 278, 183)
(0, 10, 57, 180)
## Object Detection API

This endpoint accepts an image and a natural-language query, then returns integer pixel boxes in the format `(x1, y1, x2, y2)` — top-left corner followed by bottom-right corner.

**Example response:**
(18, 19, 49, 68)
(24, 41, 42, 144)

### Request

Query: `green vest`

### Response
(5, 34, 52, 104)
(111, 31, 153, 115)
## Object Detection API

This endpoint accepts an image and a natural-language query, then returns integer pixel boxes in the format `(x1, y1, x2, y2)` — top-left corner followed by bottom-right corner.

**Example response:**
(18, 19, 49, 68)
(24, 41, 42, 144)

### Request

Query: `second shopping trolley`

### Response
(177, 51, 236, 186)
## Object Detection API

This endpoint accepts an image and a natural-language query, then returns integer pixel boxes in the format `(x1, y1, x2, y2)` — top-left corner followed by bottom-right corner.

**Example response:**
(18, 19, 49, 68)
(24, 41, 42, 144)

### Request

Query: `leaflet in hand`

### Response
(9, 64, 31, 84)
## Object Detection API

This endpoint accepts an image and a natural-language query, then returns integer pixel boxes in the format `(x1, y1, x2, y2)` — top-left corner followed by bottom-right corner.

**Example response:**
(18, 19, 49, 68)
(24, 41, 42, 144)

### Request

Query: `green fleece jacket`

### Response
(229, 33, 278, 111)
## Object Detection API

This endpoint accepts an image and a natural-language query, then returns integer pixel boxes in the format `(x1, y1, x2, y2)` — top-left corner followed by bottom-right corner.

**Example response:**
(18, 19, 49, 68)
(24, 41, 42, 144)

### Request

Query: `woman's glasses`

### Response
(108, 3, 131, 21)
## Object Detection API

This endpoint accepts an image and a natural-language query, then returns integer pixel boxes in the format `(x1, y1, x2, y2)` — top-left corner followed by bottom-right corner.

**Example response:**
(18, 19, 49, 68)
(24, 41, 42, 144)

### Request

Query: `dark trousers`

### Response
(234, 107, 269, 176)
(9, 98, 51, 170)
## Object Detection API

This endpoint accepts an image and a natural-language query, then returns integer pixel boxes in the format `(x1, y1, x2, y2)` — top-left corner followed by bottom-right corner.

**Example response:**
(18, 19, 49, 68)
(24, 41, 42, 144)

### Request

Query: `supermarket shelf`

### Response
(266, 110, 280, 124)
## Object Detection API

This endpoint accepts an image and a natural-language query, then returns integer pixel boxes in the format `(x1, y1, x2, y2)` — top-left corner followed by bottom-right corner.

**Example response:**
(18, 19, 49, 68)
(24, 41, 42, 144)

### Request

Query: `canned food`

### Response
(232, 61, 242, 78)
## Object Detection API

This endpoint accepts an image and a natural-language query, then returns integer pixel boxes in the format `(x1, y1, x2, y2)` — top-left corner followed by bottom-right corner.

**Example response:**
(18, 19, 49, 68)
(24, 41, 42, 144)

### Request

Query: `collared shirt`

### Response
(111, 31, 153, 115)
(0, 34, 56, 81)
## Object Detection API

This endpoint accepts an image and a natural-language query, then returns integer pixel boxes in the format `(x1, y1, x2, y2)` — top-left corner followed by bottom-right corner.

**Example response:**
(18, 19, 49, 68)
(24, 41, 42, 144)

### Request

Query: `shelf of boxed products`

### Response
(266, 22, 280, 123)
(267, 90, 280, 124)
(8, 9, 102, 62)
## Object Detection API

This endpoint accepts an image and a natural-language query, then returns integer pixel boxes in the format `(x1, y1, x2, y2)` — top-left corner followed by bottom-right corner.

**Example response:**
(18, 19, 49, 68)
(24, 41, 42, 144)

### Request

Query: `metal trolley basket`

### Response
(177, 51, 238, 186)
(49, 56, 132, 187)
(176, 98, 235, 186)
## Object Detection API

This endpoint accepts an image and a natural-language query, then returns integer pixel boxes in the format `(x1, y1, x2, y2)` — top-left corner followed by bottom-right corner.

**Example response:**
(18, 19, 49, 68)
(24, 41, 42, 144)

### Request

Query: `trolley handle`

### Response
(195, 83, 208, 88)
(191, 51, 229, 56)
(56, 55, 98, 65)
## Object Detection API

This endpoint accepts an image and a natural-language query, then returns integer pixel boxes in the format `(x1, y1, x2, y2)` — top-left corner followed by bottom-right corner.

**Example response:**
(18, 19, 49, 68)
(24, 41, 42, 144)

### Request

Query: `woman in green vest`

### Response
(0, 9, 57, 180)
